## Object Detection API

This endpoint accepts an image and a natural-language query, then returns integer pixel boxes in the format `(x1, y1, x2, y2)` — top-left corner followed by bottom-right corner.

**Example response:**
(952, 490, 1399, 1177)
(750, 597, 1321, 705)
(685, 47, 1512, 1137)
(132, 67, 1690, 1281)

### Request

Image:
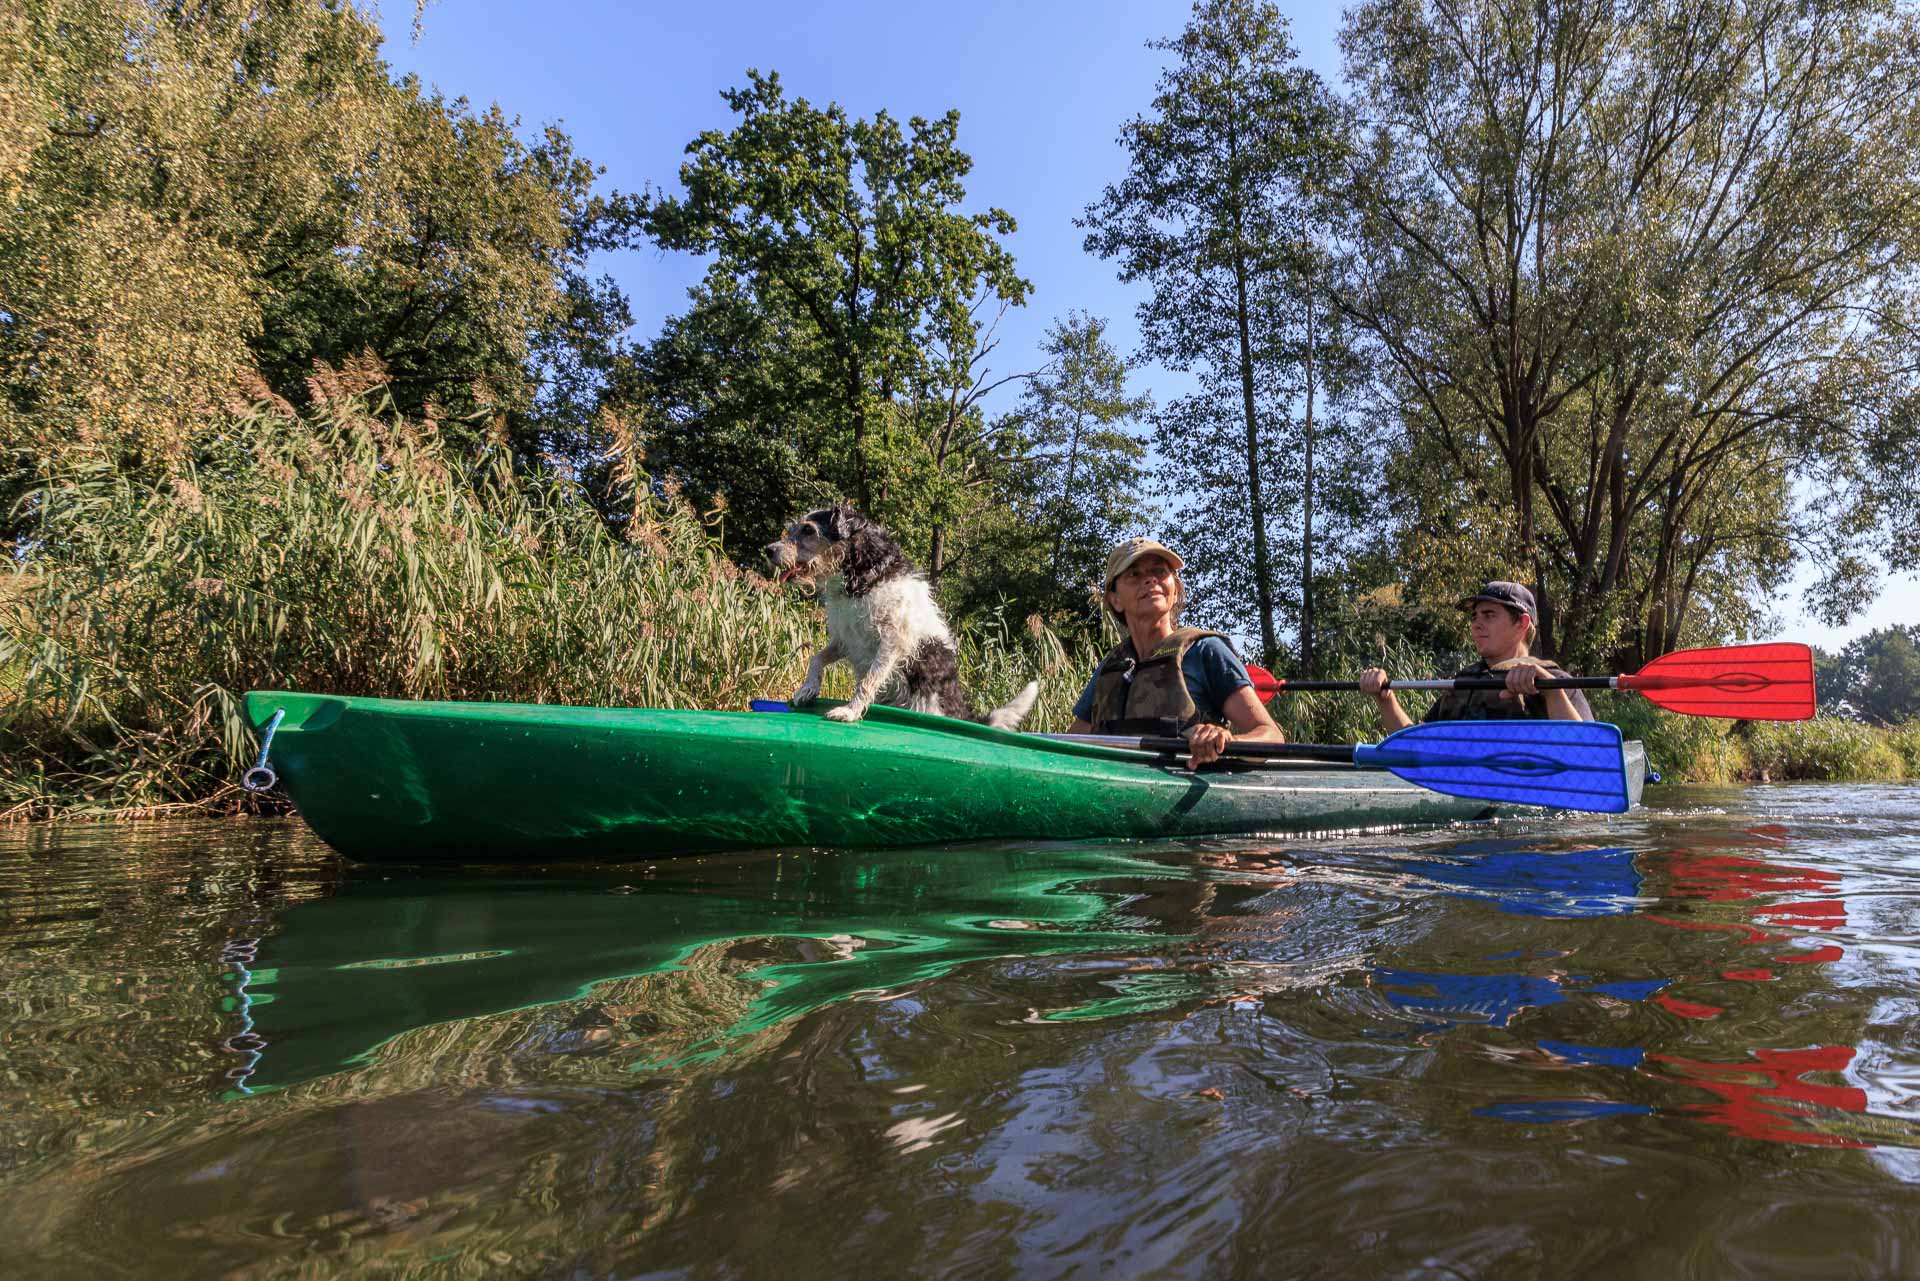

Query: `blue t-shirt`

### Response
(1072, 637, 1254, 726)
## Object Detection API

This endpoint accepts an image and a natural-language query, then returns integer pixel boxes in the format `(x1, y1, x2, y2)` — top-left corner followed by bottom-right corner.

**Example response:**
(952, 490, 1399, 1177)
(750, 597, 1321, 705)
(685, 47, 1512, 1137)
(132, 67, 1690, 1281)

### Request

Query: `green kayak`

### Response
(243, 691, 1648, 863)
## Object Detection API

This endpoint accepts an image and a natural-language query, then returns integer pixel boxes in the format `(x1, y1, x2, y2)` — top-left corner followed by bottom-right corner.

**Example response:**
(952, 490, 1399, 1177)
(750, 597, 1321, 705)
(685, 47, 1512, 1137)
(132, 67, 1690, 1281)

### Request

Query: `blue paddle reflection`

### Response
(1388, 842, 1644, 919)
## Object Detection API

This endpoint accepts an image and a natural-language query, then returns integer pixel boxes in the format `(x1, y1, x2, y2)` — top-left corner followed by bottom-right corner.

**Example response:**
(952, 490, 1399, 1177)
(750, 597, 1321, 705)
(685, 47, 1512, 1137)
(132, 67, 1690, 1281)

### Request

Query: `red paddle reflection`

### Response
(1650, 1046, 1868, 1149)
(1638, 832, 1861, 1146)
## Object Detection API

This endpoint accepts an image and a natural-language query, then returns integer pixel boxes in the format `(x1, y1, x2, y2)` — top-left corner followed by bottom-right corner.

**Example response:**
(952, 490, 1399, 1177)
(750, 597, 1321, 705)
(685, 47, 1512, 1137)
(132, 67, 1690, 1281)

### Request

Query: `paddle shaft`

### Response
(1252, 643, 1817, 720)
(1272, 676, 1620, 693)
(1040, 732, 1357, 764)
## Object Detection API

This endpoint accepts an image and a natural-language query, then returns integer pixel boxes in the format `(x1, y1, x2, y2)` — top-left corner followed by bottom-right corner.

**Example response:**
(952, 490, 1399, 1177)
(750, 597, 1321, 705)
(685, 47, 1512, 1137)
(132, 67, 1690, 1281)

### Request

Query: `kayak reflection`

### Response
(218, 845, 1197, 1091)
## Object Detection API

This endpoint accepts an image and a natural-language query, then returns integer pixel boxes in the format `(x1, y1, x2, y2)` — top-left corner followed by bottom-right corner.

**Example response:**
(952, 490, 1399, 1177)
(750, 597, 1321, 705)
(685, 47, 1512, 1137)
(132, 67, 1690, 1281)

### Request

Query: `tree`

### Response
(2, 0, 393, 481)
(1823, 625, 1920, 723)
(634, 71, 1030, 559)
(1338, 0, 1920, 668)
(618, 278, 830, 554)
(1018, 313, 1153, 604)
(1080, 0, 1345, 663)
(944, 312, 1152, 625)
(1, 0, 638, 512)
(253, 88, 616, 459)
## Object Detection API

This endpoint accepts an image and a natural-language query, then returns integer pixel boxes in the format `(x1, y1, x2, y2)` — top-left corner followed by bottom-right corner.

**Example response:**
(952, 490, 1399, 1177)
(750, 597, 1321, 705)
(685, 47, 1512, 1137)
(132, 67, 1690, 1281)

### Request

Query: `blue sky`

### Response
(378, 0, 1912, 653)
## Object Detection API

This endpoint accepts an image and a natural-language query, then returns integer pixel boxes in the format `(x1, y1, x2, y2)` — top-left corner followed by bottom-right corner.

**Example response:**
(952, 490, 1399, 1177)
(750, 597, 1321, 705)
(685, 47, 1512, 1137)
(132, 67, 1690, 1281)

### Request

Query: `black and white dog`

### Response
(765, 502, 1040, 728)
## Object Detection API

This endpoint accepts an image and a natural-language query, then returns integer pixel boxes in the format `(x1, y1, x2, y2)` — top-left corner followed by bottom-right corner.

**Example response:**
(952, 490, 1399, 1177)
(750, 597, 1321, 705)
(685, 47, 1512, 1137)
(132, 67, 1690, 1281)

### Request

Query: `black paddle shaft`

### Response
(1132, 736, 1358, 763)
(1274, 677, 1613, 693)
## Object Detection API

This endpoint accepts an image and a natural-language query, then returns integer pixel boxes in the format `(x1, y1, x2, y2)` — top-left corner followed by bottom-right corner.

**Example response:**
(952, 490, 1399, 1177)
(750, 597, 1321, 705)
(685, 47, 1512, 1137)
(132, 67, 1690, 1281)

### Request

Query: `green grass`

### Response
(1601, 699, 1918, 784)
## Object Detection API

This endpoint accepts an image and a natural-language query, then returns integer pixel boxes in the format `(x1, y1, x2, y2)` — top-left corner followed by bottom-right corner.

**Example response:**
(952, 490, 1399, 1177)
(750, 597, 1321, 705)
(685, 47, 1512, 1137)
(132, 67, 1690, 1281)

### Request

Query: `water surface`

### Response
(4, 785, 1919, 1278)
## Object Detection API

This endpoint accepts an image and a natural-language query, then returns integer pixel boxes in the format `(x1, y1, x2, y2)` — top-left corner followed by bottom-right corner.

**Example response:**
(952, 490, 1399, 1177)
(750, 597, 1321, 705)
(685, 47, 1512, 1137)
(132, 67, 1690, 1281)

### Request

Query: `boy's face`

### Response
(1468, 600, 1528, 660)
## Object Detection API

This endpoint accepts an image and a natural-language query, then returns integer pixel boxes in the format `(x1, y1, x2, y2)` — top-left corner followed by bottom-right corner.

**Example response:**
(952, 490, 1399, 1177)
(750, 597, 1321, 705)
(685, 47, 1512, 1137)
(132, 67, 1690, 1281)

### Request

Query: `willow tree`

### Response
(636, 71, 1030, 561)
(1340, 0, 1920, 665)
(1081, 0, 1344, 663)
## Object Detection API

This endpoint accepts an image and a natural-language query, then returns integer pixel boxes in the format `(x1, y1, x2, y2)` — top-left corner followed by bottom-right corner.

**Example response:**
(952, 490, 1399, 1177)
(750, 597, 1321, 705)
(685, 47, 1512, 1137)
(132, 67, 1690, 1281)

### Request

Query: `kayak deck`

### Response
(244, 692, 1647, 863)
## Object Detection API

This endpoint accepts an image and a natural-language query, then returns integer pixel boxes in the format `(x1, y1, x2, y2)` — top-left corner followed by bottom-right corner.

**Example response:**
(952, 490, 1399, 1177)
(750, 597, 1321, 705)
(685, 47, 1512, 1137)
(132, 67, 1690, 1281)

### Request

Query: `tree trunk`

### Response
(1234, 251, 1278, 664)
(1226, 119, 1278, 664)
(1300, 264, 1316, 676)
(849, 374, 870, 512)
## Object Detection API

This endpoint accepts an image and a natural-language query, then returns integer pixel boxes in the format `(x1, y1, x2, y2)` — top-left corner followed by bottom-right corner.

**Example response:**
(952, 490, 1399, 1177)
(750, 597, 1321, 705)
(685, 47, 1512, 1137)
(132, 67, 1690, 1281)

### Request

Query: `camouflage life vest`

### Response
(1422, 658, 1582, 722)
(1088, 627, 1235, 736)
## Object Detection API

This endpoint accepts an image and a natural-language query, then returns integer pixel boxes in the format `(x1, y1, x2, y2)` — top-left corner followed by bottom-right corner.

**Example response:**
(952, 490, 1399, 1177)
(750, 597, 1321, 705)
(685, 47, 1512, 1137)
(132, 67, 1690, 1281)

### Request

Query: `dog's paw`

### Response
(823, 704, 864, 723)
(791, 683, 820, 706)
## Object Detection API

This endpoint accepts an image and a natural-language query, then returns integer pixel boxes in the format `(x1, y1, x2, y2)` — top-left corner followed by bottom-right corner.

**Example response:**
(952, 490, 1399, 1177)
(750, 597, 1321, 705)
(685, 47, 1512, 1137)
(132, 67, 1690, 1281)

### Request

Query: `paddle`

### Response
(1045, 718, 1635, 814)
(1244, 642, 1815, 721)
(752, 698, 1632, 811)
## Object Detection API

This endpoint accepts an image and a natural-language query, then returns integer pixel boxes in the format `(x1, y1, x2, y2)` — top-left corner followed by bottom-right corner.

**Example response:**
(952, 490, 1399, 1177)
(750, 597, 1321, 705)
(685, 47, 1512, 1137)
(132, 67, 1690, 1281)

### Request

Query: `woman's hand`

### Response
(1358, 667, 1392, 699)
(1184, 722, 1232, 767)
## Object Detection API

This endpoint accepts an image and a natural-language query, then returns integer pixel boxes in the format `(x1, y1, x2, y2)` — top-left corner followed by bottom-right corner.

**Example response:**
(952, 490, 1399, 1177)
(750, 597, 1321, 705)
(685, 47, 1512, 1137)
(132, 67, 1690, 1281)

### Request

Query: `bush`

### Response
(1602, 699, 1751, 784)
(1890, 722, 1920, 777)
(1742, 716, 1908, 782)
(1263, 636, 1452, 745)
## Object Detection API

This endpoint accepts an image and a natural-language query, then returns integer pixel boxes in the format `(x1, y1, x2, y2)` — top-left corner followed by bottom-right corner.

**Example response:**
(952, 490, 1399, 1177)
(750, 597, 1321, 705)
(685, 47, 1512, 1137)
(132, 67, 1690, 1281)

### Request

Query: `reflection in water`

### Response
(224, 846, 1199, 1089)
(9, 794, 1920, 1279)
(1375, 968, 1668, 1030)
(1376, 841, 1644, 918)
(1479, 829, 1895, 1150)
(1631, 835, 1868, 1147)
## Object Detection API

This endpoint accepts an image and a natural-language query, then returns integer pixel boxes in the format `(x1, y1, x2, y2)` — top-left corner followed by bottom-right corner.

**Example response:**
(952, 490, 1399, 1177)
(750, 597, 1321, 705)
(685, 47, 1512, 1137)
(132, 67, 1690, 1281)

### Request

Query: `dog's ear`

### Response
(840, 518, 909, 596)
(830, 501, 869, 540)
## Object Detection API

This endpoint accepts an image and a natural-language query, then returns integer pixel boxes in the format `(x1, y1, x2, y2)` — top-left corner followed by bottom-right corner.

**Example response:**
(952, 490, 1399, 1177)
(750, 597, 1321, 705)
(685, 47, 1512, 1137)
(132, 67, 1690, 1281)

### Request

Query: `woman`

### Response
(1358, 581, 1592, 730)
(1067, 537, 1285, 766)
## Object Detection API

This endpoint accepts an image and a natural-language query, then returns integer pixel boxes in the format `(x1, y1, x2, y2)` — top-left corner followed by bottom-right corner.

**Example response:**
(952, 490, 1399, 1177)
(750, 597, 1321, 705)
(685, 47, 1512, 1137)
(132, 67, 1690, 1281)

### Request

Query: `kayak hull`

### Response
(243, 692, 1648, 863)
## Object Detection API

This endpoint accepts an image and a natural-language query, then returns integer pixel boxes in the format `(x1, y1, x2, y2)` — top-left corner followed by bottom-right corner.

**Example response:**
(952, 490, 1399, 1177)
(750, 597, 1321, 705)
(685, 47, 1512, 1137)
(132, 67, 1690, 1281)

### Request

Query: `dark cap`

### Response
(1459, 581, 1536, 616)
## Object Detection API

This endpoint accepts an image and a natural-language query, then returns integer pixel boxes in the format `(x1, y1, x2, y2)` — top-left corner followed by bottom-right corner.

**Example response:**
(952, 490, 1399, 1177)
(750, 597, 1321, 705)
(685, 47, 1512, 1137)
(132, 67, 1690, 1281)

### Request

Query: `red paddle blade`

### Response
(1619, 643, 1816, 720)
(1247, 663, 1283, 698)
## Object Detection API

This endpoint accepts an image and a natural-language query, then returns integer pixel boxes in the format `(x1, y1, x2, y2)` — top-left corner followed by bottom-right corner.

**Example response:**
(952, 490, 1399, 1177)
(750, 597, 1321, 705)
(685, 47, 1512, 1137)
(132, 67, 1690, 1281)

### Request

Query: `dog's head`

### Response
(764, 502, 871, 582)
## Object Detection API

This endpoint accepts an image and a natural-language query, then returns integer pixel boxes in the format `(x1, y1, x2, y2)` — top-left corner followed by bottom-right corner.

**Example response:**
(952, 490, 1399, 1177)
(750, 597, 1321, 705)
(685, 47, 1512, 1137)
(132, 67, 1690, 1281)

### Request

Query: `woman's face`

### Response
(1108, 553, 1179, 622)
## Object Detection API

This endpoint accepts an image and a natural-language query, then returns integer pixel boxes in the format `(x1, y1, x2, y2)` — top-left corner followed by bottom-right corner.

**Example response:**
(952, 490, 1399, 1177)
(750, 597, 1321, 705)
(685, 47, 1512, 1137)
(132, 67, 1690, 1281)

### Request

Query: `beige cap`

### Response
(1103, 537, 1185, 589)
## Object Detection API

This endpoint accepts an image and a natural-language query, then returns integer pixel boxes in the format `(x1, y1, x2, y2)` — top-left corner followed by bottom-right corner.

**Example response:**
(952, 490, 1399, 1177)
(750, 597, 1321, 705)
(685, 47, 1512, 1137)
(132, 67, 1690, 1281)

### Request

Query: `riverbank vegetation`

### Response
(5, 0, 1920, 814)
(0, 388, 1099, 819)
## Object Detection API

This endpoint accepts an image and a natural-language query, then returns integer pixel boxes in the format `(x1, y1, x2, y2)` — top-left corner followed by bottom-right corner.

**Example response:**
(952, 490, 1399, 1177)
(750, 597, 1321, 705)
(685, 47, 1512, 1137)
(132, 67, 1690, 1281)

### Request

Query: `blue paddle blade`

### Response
(749, 699, 792, 713)
(1353, 720, 1632, 813)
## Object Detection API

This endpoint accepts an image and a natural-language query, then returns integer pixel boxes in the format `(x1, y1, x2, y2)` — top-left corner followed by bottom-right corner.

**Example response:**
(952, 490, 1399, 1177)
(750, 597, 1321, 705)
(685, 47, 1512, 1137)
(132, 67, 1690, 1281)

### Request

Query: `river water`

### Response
(3, 785, 1919, 1279)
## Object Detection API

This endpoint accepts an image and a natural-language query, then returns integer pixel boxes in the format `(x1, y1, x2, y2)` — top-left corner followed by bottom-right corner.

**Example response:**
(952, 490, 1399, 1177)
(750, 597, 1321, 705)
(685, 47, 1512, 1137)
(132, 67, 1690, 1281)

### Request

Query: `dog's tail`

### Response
(981, 680, 1041, 731)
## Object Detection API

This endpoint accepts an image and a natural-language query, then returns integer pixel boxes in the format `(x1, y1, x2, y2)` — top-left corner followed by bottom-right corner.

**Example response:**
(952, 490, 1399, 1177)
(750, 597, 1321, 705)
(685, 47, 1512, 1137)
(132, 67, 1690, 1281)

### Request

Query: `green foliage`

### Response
(1605, 700, 1920, 784)
(250, 86, 612, 455)
(1, 0, 634, 516)
(1741, 718, 1909, 783)
(631, 70, 1031, 560)
(0, 384, 1077, 818)
(1890, 722, 1920, 776)
(1603, 700, 1753, 786)
(1821, 625, 1920, 724)
(1080, 0, 1354, 664)
(1340, 0, 1920, 668)
(943, 312, 1152, 627)
(619, 281, 824, 555)
(1263, 637, 1449, 745)
(3, 0, 390, 472)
